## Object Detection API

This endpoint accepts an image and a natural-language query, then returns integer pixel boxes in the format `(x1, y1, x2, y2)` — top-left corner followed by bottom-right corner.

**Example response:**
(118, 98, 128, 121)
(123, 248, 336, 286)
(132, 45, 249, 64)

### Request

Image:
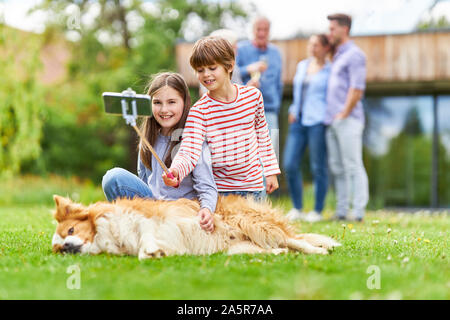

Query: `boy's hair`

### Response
(327, 13, 352, 32)
(190, 36, 235, 79)
(138, 72, 191, 171)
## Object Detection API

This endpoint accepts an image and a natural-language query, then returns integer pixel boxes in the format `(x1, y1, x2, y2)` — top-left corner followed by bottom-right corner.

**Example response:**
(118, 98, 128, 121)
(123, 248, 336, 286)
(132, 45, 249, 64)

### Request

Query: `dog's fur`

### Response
(52, 194, 340, 259)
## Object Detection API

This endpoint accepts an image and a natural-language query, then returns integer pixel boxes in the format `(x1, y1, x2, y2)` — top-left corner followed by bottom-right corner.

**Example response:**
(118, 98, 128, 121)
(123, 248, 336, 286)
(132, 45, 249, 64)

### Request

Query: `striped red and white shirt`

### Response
(171, 84, 280, 191)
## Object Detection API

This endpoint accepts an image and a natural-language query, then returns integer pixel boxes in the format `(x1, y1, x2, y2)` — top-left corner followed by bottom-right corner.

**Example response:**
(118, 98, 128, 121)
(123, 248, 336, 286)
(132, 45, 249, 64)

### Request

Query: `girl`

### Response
(102, 72, 217, 232)
(284, 34, 331, 223)
(163, 36, 280, 199)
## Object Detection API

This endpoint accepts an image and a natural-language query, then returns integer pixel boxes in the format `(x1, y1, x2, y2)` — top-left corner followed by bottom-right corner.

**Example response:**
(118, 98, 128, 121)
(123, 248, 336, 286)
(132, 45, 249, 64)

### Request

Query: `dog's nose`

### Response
(61, 243, 81, 254)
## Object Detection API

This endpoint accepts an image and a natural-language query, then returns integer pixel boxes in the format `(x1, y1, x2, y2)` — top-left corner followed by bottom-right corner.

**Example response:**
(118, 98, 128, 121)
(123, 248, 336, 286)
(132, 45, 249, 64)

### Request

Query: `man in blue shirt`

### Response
(325, 13, 369, 222)
(237, 16, 283, 159)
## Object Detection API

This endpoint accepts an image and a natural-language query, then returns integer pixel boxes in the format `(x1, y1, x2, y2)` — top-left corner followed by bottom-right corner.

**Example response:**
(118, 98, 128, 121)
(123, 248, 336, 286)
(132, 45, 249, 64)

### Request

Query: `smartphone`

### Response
(102, 92, 152, 116)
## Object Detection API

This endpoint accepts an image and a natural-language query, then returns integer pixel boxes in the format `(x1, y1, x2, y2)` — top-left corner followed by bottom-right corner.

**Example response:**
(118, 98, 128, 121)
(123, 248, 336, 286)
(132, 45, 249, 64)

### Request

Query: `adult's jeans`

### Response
(283, 120, 328, 213)
(326, 117, 369, 219)
(102, 167, 153, 201)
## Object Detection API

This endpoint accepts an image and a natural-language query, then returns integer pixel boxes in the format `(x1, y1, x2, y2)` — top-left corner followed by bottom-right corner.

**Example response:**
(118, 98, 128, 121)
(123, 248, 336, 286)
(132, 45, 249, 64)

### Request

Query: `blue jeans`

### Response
(102, 167, 153, 201)
(283, 120, 328, 213)
(219, 190, 266, 202)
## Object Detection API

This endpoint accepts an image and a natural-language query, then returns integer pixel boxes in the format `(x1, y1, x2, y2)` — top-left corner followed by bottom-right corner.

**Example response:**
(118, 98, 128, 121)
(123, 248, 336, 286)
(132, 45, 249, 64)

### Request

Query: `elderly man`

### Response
(237, 16, 283, 158)
(325, 13, 369, 222)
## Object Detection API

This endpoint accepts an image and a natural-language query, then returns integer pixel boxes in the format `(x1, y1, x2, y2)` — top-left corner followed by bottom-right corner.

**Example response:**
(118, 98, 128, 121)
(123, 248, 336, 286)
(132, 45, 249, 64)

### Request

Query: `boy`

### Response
(163, 36, 280, 202)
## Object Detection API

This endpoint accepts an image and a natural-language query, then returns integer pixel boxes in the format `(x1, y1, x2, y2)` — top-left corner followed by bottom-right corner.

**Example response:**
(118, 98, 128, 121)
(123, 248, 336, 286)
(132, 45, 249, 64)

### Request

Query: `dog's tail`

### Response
(216, 195, 296, 249)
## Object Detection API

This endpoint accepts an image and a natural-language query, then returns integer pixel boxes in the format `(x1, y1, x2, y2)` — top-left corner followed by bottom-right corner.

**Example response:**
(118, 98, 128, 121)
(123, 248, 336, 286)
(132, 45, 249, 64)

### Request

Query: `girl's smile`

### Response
(152, 86, 184, 136)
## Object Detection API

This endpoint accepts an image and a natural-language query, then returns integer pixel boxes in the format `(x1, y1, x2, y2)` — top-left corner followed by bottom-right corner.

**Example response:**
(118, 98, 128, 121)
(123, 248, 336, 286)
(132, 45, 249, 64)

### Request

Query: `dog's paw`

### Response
(271, 248, 288, 255)
(138, 247, 166, 260)
(313, 247, 329, 255)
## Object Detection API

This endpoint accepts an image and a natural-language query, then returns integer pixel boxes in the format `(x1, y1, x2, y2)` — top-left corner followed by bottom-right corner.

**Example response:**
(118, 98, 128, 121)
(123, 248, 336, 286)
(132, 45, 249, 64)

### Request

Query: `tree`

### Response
(24, 0, 249, 180)
(417, 15, 450, 30)
(0, 25, 45, 177)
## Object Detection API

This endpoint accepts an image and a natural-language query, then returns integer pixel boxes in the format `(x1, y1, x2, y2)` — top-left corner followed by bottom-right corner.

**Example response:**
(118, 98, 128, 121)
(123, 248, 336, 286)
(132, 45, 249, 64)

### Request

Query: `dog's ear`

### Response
(53, 194, 87, 222)
(53, 194, 71, 208)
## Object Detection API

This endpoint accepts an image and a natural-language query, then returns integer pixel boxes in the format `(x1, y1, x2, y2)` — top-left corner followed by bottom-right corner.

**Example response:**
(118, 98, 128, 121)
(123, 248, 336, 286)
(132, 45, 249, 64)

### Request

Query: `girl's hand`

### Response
(162, 168, 179, 187)
(265, 175, 279, 194)
(198, 208, 215, 233)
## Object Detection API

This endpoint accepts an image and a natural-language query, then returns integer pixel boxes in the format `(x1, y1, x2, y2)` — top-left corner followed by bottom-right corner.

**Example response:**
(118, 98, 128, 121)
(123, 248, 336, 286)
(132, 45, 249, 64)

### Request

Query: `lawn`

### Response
(0, 175, 448, 299)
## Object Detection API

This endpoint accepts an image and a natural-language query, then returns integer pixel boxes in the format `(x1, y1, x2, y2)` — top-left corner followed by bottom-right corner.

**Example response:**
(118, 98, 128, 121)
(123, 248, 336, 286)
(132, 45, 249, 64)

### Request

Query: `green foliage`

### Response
(19, 0, 249, 181)
(0, 25, 45, 177)
(0, 174, 104, 206)
(22, 67, 133, 182)
(417, 15, 450, 30)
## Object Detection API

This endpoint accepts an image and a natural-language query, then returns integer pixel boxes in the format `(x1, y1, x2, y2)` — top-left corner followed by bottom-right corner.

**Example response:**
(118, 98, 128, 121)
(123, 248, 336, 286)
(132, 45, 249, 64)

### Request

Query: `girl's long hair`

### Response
(138, 72, 192, 171)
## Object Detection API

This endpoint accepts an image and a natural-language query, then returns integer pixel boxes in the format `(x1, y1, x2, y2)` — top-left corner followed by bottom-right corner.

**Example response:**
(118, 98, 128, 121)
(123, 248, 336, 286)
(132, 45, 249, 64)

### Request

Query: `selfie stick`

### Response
(120, 88, 177, 182)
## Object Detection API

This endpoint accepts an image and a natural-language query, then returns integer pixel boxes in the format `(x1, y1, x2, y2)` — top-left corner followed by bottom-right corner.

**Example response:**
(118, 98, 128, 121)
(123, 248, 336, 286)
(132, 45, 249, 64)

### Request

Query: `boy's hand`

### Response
(265, 175, 279, 194)
(198, 208, 214, 233)
(162, 168, 179, 187)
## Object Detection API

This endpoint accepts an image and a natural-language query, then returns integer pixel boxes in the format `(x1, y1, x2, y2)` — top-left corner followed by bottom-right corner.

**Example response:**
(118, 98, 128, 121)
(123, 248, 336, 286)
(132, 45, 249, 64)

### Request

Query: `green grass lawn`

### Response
(0, 175, 449, 299)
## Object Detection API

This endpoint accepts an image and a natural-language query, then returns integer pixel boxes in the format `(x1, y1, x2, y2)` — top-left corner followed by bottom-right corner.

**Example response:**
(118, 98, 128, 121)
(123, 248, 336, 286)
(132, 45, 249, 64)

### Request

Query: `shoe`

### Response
(286, 208, 306, 221)
(347, 215, 364, 222)
(348, 211, 364, 222)
(330, 215, 347, 221)
(303, 211, 323, 223)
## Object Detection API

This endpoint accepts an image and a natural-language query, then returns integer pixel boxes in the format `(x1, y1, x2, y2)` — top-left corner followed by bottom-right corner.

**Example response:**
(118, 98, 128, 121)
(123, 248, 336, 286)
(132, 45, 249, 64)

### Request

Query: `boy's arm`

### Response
(191, 142, 218, 213)
(169, 107, 207, 184)
(254, 91, 281, 177)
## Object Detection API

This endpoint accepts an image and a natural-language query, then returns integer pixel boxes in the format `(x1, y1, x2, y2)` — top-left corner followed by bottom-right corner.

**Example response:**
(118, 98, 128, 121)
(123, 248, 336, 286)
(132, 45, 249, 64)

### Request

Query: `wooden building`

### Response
(176, 31, 450, 94)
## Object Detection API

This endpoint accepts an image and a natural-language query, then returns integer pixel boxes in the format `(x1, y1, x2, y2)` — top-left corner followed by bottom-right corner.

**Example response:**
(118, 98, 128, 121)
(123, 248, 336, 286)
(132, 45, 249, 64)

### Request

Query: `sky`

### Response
(1, 0, 450, 39)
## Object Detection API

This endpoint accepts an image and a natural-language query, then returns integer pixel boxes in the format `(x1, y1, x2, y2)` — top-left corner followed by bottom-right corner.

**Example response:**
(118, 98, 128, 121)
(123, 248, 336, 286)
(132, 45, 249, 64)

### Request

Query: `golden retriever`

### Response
(52, 194, 340, 260)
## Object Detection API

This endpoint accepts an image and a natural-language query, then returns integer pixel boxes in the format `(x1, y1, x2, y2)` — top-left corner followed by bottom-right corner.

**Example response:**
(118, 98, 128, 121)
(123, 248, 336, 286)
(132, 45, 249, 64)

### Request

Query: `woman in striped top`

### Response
(163, 36, 280, 200)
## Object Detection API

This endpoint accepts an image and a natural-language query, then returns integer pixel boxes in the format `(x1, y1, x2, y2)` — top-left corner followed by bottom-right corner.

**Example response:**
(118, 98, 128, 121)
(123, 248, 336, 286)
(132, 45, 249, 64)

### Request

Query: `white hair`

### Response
(252, 16, 271, 28)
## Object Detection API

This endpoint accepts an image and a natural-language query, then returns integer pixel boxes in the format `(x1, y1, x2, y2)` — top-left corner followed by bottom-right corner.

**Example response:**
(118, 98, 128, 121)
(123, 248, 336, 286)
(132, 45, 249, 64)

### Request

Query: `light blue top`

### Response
(289, 58, 331, 126)
(325, 40, 367, 125)
(137, 133, 218, 212)
(237, 40, 283, 113)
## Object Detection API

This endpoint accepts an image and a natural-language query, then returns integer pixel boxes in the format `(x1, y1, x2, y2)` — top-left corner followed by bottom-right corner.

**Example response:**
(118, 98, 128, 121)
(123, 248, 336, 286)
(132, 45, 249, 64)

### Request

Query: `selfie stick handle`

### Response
(131, 124, 176, 181)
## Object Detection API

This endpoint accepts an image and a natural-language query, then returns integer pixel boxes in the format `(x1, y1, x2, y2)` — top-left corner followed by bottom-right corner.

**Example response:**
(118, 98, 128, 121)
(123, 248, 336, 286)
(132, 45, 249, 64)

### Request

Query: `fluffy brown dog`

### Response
(52, 194, 340, 259)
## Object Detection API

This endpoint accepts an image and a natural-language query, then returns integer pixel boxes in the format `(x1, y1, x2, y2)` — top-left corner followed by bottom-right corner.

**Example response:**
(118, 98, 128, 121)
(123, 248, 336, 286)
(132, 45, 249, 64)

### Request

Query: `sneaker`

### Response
(347, 213, 364, 223)
(286, 208, 306, 221)
(303, 211, 323, 223)
(329, 215, 347, 221)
